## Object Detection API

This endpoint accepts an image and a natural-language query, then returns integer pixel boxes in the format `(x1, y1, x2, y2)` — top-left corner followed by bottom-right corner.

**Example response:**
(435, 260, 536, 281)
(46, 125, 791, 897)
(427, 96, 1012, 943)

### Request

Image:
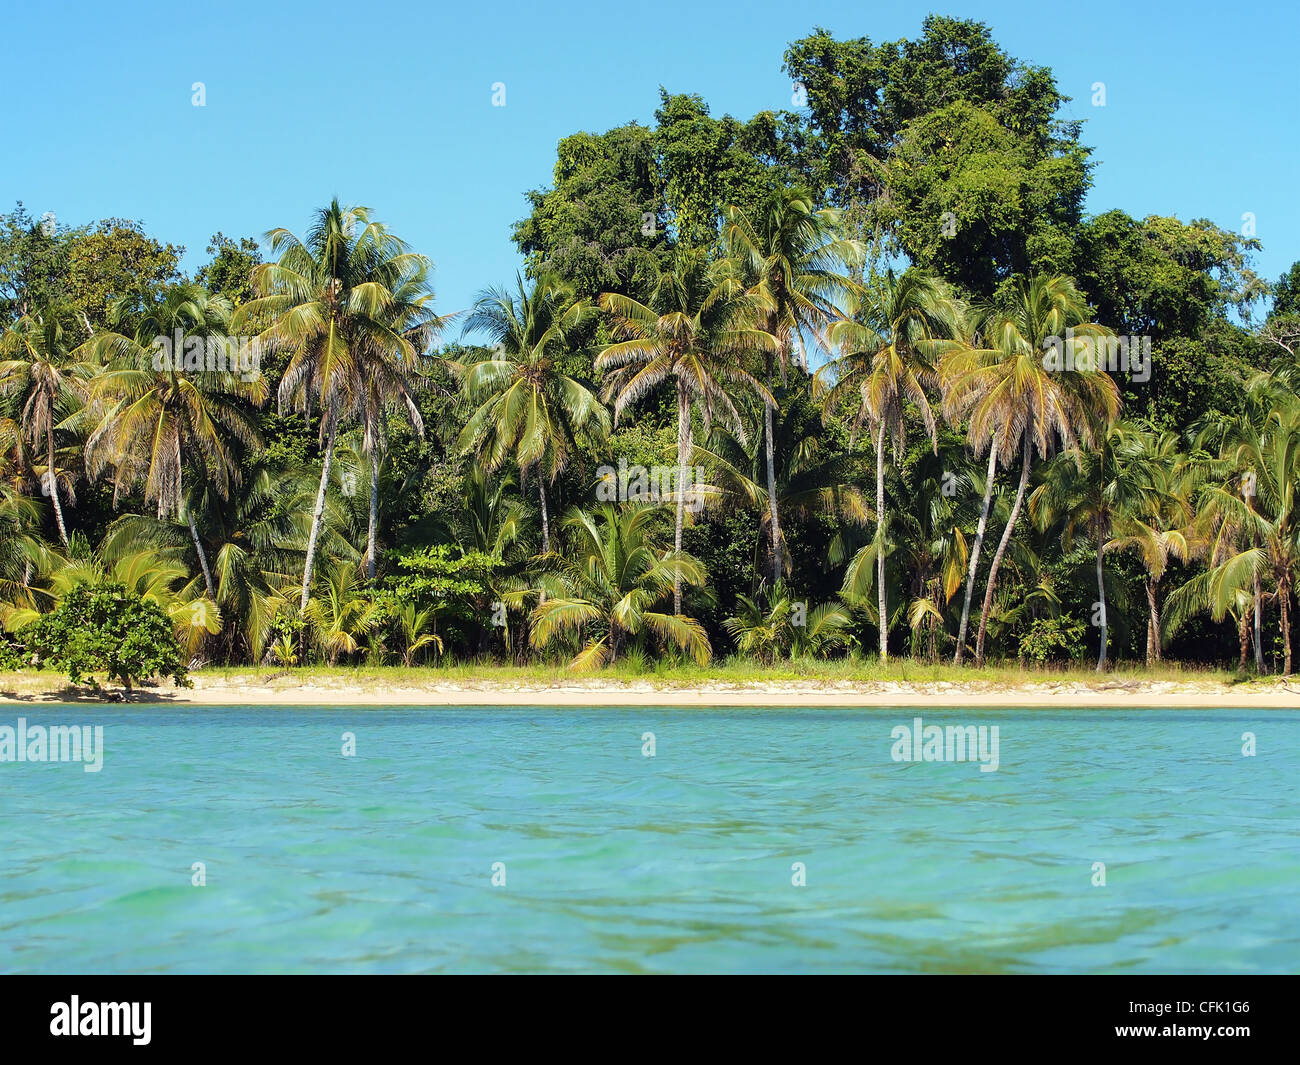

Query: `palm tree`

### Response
(694, 413, 869, 586)
(305, 559, 381, 665)
(721, 187, 864, 583)
(235, 200, 429, 611)
(724, 581, 851, 663)
(83, 283, 264, 600)
(0, 479, 55, 623)
(356, 264, 443, 582)
(100, 462, 300, 664)
(814, 269, 959, 660)
(1104, 429, 1193, 667)
(530, 503, 711, 669)
(942, 275, 1120, 667)
(456, 271, 608, 557)
(0, 302, 96, 548)
(1031, 421, 1168, 670)
(458, 465, 526, 559)
(597, 250, 770, 613)
(394, 601, 445, 667)
(1168, 376, 1300, 673)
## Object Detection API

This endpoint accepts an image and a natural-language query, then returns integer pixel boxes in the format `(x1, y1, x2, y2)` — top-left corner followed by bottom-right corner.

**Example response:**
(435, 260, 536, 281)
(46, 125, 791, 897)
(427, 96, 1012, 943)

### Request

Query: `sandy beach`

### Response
(4, 673, 1299, 708)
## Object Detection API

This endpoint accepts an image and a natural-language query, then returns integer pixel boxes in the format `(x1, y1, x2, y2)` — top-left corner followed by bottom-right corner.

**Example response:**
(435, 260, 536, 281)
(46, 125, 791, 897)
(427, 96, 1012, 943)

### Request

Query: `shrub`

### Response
(18, 582, 190, 690)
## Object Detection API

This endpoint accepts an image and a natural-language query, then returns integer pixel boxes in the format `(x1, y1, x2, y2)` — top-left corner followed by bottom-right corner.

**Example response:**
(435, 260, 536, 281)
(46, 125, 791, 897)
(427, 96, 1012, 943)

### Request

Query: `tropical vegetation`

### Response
(2, 16, 1297, 684)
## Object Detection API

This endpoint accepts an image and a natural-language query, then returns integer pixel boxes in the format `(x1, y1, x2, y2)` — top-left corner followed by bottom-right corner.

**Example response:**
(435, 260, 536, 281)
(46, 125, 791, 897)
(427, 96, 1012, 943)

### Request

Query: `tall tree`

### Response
(942, 274, 1120, 666)
(597, 250, 769, 612)
(84, 283, 265, 597)
(721, 186, 863, 584)
(456, 272, 609, 559)
(816, 269, 958, 659)
(235, 200, 426, 610)
(0, 302, 96, 547)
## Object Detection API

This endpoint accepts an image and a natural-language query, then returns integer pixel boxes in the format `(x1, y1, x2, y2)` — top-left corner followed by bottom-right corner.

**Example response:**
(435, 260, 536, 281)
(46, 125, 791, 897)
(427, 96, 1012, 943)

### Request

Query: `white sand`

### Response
(5, 676, 1298, 708)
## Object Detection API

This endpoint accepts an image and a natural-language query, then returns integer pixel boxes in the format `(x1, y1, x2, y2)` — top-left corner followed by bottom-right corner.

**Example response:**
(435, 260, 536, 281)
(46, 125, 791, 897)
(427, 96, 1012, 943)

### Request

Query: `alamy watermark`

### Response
(890, 716, 999, 772)
(1043, 330, 1151, 384)
(151, 329, 262, 381)
(596, 458, 707, 513)
(0, 718, 103, 772)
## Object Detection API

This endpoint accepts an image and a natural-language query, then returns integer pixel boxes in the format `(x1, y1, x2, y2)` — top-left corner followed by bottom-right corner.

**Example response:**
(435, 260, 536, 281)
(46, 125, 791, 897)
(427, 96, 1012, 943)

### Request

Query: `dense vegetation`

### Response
(3, 16, 1298, 682)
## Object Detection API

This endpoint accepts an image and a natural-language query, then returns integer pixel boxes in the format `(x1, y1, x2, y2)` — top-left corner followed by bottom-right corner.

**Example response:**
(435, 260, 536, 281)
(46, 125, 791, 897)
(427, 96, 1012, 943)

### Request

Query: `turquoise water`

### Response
(1, 705, 1296, 973)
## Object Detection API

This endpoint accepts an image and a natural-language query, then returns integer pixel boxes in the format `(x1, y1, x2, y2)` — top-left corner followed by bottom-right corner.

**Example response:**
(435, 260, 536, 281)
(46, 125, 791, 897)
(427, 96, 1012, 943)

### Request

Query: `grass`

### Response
(157, 657, 1269, 687)
(3, 656, 1286, 701)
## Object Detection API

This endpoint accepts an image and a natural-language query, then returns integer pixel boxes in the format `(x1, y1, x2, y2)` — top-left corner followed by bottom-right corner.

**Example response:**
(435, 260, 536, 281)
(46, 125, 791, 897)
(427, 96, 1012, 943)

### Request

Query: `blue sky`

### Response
(3, 0, 1296, 323)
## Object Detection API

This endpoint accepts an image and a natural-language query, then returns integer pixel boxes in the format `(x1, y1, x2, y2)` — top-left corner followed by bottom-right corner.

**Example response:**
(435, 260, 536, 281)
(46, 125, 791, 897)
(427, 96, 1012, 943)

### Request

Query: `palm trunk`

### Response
(1239, 611, 1251, 671)
(875, 422, 888, 662)
(1253, 568, 1264, 672)
(536, 473, 550, 609)
(1095, 525, 1108, 671)
(366, 441, 380, 583)
(46, 425, 69, 548)
(187, 508, 215, 599)
(1145, 579, 1160, 666)
(764, 397, 783, 585)
(975, 433, 1031, 668)
(955, 443, 998, 665)
(673, 381, 689, 616)
(1281, 575, 1292, 676)
(537, 476, 550, 554)
(300, 411, 338, 612)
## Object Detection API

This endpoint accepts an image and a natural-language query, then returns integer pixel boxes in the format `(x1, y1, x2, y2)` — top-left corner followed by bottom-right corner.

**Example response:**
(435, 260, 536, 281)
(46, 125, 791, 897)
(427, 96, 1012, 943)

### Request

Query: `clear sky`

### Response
(3, 0, 1296, 322)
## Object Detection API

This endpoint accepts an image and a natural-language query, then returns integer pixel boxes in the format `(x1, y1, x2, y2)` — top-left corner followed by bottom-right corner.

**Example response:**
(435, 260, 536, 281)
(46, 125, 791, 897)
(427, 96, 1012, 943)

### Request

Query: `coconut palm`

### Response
(695, 416, 869, 584)
(721, 187, 864, 583)
(0, 302, 97, 547)
(99, 462, 300, 664)
(82, 282, 264, 600)
(724, 581, 851, 664)
(356, 264, 444, 582)
(1104, 429, 1193, 666)
(456, 272, 608, 557)
(530, 503, 711, 669)
(235, 200, 431, 610)
(304, 559, 381, 665)
(1031, 420, 1169, 670)
(597, 250, 770, 612)
(458, 465, 526, 559)
(0, 479, 56, 623)
(394, 601, 445, 667)
(814, 269, 960, 660)
(942, 274, 1121, 666)
(1167, 377, 1300, 673)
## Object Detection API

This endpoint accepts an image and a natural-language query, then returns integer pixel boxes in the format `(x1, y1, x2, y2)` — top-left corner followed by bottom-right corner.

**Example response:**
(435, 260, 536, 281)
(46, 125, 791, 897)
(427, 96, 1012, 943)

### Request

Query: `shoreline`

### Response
(3, 675, 1299, 709)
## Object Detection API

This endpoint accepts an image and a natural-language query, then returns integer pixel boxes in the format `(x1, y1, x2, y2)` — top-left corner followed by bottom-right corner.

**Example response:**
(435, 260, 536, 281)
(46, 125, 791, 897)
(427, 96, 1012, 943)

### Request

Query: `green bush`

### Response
(1017, 615, 1088, 665)
(17, 582, 190, 690)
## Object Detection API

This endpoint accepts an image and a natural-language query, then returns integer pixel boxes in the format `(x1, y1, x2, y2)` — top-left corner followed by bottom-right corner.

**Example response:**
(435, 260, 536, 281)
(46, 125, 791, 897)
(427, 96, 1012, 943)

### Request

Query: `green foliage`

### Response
(1017, 615, 1087, 664)
(382, 544, 499, 604)
(0, 202, 72, 322)
(654, 91, 784, 249)
(782, 17, 1079, 240)
(65, 218, 184, 329)
(1272, 261, 1300, 319)
(1074, 211, 1265, 337)
(873, 100, 1089, 295)
(0, 17, 1294, 682)
(195, 233, 263, 306)
(514, 124, 669, 299)
(17, 582, 190, 689)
